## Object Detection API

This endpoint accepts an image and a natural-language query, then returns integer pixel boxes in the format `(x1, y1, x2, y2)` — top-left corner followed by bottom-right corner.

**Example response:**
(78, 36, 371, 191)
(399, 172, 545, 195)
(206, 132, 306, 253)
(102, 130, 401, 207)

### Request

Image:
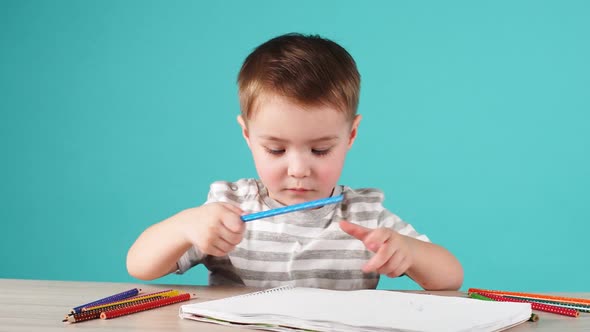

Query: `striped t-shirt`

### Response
(177, 178, 430, 290)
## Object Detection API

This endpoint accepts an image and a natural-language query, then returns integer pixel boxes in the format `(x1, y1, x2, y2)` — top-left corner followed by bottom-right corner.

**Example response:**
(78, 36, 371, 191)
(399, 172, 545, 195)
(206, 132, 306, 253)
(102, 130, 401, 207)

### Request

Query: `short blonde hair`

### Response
(237, 33, 360, 121)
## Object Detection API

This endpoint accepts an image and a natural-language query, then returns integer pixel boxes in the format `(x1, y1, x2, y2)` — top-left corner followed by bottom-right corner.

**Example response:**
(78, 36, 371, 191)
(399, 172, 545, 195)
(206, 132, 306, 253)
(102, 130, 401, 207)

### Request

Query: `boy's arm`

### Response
(126, 208, 197, 280)
(340, 220, 463, 291)
(403, 237, 463, 291)
(126, 203, 245, 280)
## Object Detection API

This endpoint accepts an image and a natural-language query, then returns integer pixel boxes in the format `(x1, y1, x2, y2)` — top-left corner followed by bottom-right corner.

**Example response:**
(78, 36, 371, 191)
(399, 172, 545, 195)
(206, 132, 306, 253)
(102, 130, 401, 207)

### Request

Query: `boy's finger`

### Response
(339, 220, 371, 241)
(221, 211, 246, 233)
(219, 202, 244, 216)
(219, 225, 244, 245)
(363, 242, 396, 273)
(211, 238, 234, 254)
(207, 245, 228, 257)
(362, 228, 391, 252)
(389, 258, 410, 278)
(377, 251, 404, 276)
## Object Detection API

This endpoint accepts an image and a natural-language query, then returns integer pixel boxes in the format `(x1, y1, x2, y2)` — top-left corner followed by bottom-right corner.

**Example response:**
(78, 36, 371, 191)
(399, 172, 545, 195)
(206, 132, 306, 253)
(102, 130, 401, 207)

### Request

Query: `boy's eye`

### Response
(264, 147, 285, 155)
(312, 148, 331, 156)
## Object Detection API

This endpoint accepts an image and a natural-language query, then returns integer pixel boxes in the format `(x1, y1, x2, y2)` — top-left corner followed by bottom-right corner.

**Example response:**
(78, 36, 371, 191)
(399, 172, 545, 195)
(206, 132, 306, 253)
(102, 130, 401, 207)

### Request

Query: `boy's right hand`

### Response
(181, 202, 245, 257)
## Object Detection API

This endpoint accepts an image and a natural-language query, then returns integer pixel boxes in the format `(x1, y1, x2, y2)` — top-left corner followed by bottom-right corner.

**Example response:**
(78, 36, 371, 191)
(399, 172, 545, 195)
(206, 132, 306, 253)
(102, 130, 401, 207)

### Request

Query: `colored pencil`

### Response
(63, 310, 101, 324)
(100, 293, 193, 319)
(70, 288, 141, 314)
(82, 289, 179, 311)
(468, 288, 590, 306)
(471, 291, 579, 318)
(63, 296, 166, 324)
(502, 295, 590, 313)
(469, 292, 493, 301)
(241, 195, 344, 222)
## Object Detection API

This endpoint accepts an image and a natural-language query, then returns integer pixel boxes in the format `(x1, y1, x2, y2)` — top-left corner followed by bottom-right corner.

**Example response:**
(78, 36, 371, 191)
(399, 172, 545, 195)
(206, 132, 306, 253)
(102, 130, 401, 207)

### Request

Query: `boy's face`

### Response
(238, 94, 361, 206)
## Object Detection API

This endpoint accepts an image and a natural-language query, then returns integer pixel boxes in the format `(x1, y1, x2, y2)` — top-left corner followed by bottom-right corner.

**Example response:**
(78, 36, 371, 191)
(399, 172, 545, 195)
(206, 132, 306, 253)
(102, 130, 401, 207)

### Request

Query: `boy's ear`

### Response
(347, 114, 362, 148)
(237, 115, 251, 147)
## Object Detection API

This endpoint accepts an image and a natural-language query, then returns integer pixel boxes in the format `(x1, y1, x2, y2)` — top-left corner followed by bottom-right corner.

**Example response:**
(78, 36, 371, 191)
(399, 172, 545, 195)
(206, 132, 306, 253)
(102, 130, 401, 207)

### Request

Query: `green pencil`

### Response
(469, 293, 493, 301)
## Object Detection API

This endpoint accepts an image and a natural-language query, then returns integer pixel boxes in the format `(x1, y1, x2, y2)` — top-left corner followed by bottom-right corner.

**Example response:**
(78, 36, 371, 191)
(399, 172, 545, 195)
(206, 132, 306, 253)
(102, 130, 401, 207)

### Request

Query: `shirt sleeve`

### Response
(176, 245, 204, 274)
(378, 209, 431, 243)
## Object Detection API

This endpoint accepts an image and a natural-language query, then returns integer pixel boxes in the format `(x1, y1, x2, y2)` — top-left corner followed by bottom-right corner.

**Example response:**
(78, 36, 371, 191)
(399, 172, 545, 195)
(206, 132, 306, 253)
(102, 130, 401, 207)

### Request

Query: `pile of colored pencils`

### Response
(63, 288, 194, 323)
(468, 288, 590, 320)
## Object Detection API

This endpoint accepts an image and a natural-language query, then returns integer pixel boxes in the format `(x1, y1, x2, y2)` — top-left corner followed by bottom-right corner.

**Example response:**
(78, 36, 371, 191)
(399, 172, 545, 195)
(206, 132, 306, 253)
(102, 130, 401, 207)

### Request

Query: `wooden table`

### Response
(0, 279, 588, 331)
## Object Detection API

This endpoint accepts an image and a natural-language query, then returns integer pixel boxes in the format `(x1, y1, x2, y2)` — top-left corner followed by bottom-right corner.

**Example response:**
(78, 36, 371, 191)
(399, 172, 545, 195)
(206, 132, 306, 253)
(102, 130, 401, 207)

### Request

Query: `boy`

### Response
(127, 33, 463, 290)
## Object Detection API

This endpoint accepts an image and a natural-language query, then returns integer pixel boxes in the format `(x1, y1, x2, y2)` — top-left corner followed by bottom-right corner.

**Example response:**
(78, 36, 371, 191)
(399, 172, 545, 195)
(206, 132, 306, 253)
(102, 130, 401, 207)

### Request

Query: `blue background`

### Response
(1, 1, 588, 291)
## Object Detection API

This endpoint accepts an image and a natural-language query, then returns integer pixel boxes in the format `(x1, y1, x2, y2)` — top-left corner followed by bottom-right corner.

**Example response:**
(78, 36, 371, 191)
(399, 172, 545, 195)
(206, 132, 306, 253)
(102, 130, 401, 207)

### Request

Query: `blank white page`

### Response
(180, 287, 531, 332)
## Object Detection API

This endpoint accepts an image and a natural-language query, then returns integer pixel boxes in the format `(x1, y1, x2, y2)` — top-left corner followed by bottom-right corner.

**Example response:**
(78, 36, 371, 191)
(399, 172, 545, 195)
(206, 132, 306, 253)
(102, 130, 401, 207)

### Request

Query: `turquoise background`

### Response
(1, 1, 588, 291)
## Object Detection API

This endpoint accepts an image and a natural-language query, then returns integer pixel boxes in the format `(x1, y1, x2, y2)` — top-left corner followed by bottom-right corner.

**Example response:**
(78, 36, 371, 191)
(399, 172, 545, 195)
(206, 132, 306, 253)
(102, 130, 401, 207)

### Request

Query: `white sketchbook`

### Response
(179, 286, 532, 332)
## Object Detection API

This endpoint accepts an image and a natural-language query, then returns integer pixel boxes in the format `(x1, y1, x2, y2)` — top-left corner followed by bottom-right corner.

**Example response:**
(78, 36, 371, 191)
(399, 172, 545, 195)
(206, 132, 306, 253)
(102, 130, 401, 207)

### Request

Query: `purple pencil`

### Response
(70, 288, 141, 314)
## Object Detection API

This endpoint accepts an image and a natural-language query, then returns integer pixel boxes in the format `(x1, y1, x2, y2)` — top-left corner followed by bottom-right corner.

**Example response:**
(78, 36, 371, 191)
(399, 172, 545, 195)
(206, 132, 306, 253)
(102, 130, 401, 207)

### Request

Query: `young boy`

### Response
(127, 33, 463, 291)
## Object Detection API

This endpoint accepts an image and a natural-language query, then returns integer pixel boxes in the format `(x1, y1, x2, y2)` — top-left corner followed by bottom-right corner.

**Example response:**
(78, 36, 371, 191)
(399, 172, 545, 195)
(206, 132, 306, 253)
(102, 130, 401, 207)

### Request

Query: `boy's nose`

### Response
(287, 155, 311, 178)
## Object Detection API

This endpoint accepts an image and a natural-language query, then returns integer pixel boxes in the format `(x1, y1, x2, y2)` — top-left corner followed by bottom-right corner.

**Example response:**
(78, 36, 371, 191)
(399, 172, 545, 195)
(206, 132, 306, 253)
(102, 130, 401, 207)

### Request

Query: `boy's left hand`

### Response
(339, 220, 413, 278)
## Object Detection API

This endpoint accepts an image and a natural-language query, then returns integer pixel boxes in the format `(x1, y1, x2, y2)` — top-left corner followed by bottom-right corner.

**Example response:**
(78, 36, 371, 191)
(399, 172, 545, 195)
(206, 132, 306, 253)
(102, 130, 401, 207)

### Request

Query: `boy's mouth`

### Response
(286, 188, 311, 193)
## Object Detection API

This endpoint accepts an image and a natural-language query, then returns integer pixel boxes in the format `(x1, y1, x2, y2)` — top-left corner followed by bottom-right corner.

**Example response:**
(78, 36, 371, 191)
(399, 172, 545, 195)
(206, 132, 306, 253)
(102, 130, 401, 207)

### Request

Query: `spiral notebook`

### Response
(179, 286, 532, 332)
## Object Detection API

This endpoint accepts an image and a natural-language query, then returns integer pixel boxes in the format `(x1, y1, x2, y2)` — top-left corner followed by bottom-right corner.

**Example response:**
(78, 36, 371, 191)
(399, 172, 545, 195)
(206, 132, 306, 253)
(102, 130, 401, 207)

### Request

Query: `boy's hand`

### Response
(339, 220, 413, 278)
(182, 202, 245, 257)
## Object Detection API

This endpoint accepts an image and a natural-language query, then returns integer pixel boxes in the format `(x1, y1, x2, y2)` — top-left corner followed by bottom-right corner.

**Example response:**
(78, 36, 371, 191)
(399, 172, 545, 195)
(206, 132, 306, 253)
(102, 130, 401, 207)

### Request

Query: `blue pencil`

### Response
(70, 288, 141, 314)
(241, 195, 344, 222)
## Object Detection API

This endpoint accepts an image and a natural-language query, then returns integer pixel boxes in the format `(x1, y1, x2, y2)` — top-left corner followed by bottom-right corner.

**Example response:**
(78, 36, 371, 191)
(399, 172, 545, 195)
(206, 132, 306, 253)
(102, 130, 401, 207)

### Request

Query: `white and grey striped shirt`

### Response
(177, 178, 430, 290)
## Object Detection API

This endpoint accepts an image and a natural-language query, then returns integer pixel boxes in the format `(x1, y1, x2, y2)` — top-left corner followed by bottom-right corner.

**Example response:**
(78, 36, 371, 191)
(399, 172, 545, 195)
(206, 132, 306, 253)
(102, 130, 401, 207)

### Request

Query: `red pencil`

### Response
(100, 293, 193, 320)
(472, 291, 579, 318)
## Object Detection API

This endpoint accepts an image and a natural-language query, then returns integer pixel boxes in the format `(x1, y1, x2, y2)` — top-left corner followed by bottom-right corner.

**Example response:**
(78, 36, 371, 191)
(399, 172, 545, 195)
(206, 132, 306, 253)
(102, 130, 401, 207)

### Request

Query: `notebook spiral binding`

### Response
(229, 285, 295, 299)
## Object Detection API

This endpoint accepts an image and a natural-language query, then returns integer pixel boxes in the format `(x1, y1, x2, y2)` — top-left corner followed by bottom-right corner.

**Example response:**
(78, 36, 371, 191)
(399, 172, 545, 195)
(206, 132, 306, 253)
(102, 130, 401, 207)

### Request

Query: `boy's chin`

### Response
(271, 190, 325, 206)
(281, 197, 310, 205)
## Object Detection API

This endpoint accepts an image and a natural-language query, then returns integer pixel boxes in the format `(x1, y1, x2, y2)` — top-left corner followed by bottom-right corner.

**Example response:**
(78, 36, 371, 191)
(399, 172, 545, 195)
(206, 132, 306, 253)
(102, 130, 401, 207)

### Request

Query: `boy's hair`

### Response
(237, 33, 360, 121)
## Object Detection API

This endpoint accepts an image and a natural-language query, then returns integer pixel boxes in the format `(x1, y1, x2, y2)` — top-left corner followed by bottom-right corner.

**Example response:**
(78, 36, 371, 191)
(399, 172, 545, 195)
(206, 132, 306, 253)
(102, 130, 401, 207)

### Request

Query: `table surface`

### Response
(0, 279, 588, 331)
